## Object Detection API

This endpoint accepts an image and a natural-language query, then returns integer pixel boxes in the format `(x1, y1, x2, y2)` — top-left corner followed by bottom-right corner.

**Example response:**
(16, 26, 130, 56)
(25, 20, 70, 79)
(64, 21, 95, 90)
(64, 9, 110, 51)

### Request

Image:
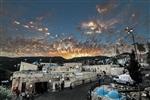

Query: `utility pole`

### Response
(125, 27, 138, 60)
(125, 27, 142, 100)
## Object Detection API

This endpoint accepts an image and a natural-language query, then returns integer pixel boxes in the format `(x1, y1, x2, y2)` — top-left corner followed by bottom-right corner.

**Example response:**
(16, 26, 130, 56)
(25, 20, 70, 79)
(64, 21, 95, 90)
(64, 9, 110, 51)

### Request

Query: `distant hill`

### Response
(0, 55, 110, 63)
(18, 56, 66, 63)
(68, 56, 110, 62)
(0, 56, 15, 61)
(70, 55, 110, 60)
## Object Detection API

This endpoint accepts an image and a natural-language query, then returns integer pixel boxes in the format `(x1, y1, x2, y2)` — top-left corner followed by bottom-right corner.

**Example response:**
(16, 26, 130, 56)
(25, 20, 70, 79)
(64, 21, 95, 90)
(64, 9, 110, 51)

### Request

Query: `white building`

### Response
(11, 62, 96, 93)
(20, 62, 38, 71)
(83, 64, 124, 75)
(50, 63, 82, 73)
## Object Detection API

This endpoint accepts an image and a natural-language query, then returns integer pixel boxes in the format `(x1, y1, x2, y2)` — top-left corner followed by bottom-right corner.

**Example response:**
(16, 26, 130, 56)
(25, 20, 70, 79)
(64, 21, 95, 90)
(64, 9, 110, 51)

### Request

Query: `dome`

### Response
(106, 90, 121, 99)
(96, 87, 108, 96)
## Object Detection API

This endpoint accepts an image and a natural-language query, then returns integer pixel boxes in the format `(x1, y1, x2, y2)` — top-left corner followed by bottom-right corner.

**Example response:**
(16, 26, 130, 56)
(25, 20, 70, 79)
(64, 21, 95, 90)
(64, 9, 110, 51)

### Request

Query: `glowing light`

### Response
(131, 13, 135, 17)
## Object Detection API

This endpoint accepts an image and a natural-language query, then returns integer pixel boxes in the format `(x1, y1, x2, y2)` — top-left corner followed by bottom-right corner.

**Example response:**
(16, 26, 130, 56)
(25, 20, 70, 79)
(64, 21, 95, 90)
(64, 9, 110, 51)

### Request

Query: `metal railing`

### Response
(70, 76, 97, 88)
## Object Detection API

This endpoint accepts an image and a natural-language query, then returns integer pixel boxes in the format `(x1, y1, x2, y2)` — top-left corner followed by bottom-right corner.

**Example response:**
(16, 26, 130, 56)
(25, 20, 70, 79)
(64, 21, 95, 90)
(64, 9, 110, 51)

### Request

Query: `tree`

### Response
(137, 43, 146, 52)
(147, 42, 150, 65)
(0, 86, 12, 100)
(127, 50, 142, 84)
(147, 51, 150, 65)
(127, 50, 143, 100)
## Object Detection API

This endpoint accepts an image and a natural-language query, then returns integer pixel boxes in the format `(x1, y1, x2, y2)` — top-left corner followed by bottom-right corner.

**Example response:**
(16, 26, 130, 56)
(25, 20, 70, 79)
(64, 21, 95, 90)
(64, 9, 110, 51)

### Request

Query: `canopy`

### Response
(95, 87, 108, 96)
(105, 90, 123, 100)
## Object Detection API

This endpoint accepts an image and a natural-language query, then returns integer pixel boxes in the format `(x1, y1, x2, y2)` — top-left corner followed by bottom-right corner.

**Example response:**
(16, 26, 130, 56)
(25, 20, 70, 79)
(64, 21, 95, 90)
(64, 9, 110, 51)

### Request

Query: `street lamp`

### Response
(125, 27, 138, 60)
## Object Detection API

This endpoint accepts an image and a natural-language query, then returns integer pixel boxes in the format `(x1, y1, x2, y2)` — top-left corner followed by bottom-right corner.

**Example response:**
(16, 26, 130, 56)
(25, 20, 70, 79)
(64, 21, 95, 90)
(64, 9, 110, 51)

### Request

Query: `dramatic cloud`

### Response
(0, 32, 136, 59)
(79, 0, 148, 44)
(0, 36, 103, 59)
(79, 19, 119, 35)
(48, 37, 103, 59)
(14, 21, 20, 25)
(0, 1, 149, 58)
(78, 1, 120, 36)
(96, 0, 118, 14)
(13, 19, 51, 37)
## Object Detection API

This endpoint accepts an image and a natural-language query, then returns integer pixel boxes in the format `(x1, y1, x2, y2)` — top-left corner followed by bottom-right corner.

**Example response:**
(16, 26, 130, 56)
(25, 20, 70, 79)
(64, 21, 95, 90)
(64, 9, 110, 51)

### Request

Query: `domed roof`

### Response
(96, 87, 108, 96)
(106, 90, 121, 99)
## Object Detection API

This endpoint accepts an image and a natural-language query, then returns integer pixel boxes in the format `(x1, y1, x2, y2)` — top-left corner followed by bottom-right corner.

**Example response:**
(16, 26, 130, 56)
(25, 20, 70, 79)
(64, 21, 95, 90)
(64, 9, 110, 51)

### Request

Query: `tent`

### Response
(105, 90, 126, 100)
(95, 87, 108, 96)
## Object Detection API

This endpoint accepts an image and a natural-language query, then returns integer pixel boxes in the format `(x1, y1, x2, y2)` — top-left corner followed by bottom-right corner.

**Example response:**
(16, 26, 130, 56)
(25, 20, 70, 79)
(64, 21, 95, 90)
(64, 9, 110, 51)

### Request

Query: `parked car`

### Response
(113, 74, 135, 85)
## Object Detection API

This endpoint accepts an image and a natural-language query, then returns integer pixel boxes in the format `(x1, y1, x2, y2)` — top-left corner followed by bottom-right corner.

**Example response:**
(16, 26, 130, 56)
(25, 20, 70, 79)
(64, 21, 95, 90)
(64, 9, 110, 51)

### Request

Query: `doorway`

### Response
(21, 82, 26, 92)
(35, 82, 48, 94)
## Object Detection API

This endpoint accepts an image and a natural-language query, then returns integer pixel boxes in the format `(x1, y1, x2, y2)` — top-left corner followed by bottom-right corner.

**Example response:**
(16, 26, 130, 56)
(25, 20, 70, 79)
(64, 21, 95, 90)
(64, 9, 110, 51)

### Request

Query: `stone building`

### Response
(11, 62, 93, 94)
(11, 70, 61, 94)
(82, 64, 124, 75)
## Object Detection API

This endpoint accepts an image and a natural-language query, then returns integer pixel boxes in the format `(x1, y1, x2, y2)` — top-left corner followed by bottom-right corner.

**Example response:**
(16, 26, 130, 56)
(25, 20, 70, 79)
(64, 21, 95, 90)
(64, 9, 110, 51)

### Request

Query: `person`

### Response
(14, 87, 20, 100)
(98, 75, 102, 85)
(82, 79, 85, 84)
(103, 71, 106, 76)
(87, 89, 92, 100)
(70, 83, 74, 89)
(30, 92, 34, 100)
(102, 71, 106, 83)
(61, 81, 65, 90)
(55, 83, 58, 91)
(146, 90, 150, 99)
(25, 90, 30, 100)
(58, 82, 61, 91)
(21, 92, 26, 100)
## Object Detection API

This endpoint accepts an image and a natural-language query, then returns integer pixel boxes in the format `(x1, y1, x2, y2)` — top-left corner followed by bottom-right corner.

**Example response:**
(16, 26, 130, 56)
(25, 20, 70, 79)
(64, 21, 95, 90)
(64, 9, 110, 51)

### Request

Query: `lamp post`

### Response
(125, 27, 138, 60)
(125, 27, 142, 100)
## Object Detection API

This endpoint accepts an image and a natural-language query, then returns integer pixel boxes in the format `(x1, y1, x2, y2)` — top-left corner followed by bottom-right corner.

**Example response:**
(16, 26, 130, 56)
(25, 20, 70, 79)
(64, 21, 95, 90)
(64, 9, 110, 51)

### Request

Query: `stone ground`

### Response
(35, 82, 95, 100)
(34, 77, 150, 100)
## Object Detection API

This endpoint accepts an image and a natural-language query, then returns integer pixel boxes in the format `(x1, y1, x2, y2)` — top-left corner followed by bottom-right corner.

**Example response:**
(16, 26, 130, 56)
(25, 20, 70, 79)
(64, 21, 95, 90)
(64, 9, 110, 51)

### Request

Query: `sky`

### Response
(0, 0, 150, 59)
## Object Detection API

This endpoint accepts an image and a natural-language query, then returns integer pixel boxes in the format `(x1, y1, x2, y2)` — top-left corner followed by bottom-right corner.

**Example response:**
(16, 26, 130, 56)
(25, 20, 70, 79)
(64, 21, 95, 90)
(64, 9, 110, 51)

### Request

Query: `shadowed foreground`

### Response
(35, 82, 95, 100)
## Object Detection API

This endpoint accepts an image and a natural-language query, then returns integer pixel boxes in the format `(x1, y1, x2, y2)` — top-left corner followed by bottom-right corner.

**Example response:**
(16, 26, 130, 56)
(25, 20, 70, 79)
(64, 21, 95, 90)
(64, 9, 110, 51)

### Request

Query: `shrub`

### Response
(0, 86, 12, 100)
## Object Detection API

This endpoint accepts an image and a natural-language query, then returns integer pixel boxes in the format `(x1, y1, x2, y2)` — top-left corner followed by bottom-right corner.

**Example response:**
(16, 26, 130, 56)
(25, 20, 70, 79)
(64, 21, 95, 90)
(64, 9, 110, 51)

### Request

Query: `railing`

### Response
(70, 76, 97, 88)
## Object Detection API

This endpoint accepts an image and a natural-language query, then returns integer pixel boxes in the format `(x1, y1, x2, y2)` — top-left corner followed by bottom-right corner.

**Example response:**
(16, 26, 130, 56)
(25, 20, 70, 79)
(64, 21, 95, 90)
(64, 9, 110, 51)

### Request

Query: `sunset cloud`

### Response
(79, 19, 119, 35)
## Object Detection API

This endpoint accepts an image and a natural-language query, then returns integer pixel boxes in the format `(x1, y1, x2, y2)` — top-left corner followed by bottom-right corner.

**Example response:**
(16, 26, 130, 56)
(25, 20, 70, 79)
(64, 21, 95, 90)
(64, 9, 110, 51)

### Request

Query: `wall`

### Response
(20, 62, 38, 71)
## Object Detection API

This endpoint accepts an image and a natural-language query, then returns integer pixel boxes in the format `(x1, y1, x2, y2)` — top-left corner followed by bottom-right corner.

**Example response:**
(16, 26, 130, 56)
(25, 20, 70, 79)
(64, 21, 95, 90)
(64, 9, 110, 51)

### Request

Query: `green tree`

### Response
(0, 86, 12, 100)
